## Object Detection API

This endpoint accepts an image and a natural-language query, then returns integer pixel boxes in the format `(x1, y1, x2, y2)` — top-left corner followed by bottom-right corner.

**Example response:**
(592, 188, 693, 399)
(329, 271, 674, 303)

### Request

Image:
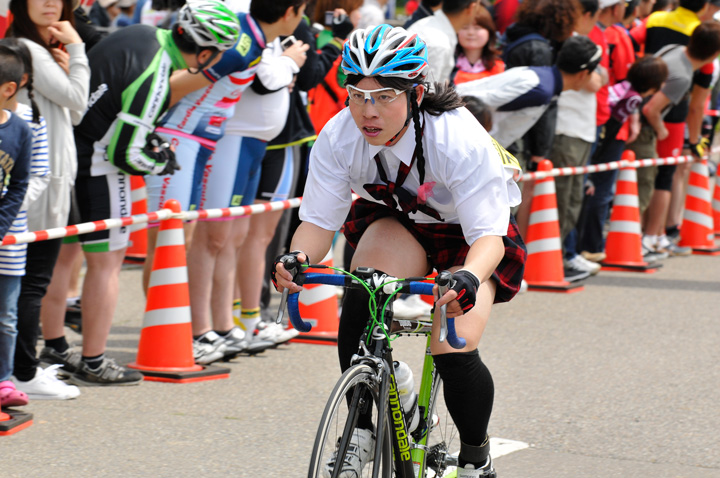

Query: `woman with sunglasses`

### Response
(273, 24, 526, 478)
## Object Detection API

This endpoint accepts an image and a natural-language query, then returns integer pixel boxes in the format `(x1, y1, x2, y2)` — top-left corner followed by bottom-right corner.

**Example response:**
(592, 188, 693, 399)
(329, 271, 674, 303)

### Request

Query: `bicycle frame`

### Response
(282, 266, 465, 477)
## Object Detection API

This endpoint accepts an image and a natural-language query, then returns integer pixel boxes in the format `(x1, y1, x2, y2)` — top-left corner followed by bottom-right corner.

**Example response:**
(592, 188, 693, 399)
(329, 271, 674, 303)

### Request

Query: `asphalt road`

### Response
(3, 250, 719, 478)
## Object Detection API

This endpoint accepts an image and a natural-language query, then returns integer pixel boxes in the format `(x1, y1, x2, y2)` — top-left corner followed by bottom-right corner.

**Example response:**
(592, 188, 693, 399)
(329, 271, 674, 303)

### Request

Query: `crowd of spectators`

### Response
(0, 0, 719, 411)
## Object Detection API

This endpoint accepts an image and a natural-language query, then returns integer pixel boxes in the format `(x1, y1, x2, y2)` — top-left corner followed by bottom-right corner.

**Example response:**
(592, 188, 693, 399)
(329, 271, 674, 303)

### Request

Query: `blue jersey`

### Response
(159, 13, 266, 141)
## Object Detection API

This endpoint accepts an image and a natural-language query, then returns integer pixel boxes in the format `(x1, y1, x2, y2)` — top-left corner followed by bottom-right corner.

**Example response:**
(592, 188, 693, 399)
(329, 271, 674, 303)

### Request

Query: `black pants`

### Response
(13, 238, 62, 381)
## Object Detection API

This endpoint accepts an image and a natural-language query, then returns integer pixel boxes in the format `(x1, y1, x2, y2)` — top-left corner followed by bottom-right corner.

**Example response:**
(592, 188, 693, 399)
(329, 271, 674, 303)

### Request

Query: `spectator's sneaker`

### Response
(581, 250, 606, 263)
(65, 299, 82, 333)
(68, 358, 143, 386)
(13, 365, 80, 400)
(657, 235, 692, 257)
(255, 321, 300, 345)
(243, 333, 276, 354)
(457, 458, 497, 478)
(218, 326, 248, 359)
(323, 428, 374, 478)
(0, 380, 29, 407)
(566, 255, 600, 275)
(39, 346, 83, 377)
(563, 259, 591, 282)
(393, 295, 433, 318)
(641, 236, 668, 262)
(193, 331, 227, 365)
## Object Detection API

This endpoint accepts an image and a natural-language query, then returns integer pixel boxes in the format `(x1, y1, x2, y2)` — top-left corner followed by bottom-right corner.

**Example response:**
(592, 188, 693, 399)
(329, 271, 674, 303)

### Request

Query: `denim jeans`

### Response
(0, 274, 22, 381)
(578, 139, 625, 253)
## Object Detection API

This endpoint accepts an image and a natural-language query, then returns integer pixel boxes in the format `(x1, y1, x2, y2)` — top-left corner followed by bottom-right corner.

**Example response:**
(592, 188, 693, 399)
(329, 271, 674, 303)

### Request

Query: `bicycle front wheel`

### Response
(419, 374, 461, 478)
(308, 364, 393, 478)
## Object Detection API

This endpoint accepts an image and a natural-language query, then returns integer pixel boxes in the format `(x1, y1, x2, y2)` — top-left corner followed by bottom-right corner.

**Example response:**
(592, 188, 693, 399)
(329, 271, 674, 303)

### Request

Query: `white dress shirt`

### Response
(300, 107, 521, 246)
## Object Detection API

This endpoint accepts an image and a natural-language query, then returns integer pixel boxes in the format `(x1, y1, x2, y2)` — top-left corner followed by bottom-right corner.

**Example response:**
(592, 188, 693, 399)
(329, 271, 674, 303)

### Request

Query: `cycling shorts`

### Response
(75, 171, 131, 252)
(256, 146, 295, 202)
(655, 122, 684, 192)
(145, 129, 215, 212)
(198, 135, 266, 212)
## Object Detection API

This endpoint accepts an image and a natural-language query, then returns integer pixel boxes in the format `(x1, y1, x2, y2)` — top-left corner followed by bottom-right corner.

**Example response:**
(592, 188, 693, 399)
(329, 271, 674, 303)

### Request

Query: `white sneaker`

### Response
(323, 428, 374, 478)
(13, 365, 80, 400)
(456, 458, 497, 477)
(193, 331, 227, 365)
(573, 254, 601, 275)
(393, 295, 432, 318)
(565, 255, 600, 275)
(255, 321, 299, 345)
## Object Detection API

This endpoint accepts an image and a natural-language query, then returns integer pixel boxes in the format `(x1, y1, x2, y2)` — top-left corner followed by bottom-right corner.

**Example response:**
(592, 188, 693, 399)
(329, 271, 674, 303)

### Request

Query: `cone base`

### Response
(691, 245, 720, 255)
(128, 364, 231, 383)
(0, 410, 33, 436)
(526, 281, 584, 293)
(601, 261, 661, 273)
(291, 331, 338, 346)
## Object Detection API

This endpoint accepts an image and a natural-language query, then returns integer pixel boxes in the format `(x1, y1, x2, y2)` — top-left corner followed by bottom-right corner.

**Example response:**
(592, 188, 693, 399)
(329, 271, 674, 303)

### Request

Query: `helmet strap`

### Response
(188, 47, 220, 75)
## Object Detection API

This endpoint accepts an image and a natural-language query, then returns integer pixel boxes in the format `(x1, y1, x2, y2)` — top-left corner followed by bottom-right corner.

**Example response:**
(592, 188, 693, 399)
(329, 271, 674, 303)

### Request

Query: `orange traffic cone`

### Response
(0, 409, 33, 436)
(712, 180, 720, 237)
(125, 176, 148, 264)
(523, 159, 584, 292)
(601, 152, 660, 273)
(678, 160, 720, 255)
(291, 249, 340, 345)
(128, 199, 230, 382)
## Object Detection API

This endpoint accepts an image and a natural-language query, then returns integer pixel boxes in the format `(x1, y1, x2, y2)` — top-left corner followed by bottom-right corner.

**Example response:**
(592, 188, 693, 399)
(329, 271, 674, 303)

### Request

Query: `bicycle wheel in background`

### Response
(308, 364, 393, 478)
(418, 371, 461, 477)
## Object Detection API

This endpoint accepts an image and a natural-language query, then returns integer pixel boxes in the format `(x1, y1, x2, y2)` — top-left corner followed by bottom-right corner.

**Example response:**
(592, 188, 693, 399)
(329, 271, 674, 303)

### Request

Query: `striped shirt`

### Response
(0, 103, 49, 276)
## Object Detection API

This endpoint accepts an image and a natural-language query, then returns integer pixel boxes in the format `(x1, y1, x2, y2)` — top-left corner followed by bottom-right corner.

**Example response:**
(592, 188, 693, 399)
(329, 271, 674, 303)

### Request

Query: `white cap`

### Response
(598, 0, 623, 8)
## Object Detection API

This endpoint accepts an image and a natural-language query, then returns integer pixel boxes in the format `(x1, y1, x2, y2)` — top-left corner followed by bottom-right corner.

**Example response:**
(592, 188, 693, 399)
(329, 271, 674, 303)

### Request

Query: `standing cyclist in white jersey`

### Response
(273, 25, 527, 477)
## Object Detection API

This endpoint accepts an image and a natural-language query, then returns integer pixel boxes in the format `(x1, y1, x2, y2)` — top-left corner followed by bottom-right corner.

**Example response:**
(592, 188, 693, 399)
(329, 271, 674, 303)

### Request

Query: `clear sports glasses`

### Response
(346, 85, 407, 106)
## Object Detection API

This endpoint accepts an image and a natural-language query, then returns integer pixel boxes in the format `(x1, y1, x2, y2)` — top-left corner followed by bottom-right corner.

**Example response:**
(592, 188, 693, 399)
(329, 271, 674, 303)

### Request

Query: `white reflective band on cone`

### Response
(148, 267, 189, 287)
(142, 306, 192, 328)
(526, 237, 562, 255)
(528, 209, 558, 225)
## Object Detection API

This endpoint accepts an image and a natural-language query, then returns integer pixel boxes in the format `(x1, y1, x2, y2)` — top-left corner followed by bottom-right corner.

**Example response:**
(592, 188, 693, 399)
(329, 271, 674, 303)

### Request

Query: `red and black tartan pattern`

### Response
(343, 199, 527, 303)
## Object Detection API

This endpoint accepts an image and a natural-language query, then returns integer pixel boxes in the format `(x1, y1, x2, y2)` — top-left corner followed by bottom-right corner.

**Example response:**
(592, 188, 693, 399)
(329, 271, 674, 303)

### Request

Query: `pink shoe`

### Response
(0, 380, 29, 407)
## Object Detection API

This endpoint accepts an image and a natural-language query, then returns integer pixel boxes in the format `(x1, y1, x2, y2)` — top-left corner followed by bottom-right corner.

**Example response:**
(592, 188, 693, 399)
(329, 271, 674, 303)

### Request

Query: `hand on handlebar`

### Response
(434, 269, 480, 318)
(271, 251, 309, 294)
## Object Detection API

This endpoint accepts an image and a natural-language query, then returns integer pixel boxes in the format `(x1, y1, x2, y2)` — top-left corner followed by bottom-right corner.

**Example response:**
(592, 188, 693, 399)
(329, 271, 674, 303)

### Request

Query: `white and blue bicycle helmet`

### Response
(341, 24, 429, 80)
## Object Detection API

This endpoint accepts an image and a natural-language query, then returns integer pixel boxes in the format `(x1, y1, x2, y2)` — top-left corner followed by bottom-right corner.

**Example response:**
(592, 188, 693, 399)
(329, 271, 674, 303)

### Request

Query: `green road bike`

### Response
(278, 262, 468, 478)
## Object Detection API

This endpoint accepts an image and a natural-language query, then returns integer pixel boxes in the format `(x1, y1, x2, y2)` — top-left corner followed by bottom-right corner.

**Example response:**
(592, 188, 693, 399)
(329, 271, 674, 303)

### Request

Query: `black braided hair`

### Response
(409, 88, 426, 185)
(0, 38, 41, 123)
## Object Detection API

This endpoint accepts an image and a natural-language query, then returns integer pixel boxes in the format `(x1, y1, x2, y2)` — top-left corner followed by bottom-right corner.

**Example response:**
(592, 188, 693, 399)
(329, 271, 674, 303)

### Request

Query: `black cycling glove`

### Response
(144, 133, 180, 176)
(331, 14, 353, 40)
(271, 251, 310, 291)
(688, 137, 710, 160)
(449, 270, 480, 313)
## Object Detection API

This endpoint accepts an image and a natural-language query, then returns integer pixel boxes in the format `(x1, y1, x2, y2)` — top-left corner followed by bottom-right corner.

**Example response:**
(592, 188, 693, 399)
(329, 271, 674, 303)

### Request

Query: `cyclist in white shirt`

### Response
(273, 24, 527, 478)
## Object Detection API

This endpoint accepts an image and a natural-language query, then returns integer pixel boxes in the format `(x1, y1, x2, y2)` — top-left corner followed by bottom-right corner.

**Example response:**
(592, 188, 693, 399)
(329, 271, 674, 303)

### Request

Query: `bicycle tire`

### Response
(418, 373, 461, 478)
(308, 364, 393, 478)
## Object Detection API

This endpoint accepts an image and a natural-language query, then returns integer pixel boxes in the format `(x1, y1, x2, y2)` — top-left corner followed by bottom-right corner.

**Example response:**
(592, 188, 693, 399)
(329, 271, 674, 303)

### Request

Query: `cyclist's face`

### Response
(349, 77, 411, 146)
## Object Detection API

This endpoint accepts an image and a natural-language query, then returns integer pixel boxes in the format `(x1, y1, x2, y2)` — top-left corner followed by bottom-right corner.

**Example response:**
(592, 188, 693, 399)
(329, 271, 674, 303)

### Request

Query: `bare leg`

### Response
(666, 162, 691, 231)
(81, 249, 126, 356)
(645, 189, 672, 237)
(187, 220, 233, 336)
(237, 207, 283, 311)
(515, 180, 535, 239)
(210, 217, 251, 333)
(40, 242, 83, 340)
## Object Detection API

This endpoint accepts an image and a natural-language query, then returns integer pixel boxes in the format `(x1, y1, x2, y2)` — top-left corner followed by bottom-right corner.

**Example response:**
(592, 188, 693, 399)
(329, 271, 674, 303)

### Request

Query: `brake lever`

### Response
(435, 270, 454, 344)
(275, 255, 300, 324)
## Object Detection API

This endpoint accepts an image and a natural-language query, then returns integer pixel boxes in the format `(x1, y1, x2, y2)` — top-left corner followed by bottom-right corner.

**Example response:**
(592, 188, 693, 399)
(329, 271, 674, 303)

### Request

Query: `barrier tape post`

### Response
(601, 151, 660, 273)
(678, 159, 720, 255)
(523, 159, 584, 293)
(128, 199, 230, 382)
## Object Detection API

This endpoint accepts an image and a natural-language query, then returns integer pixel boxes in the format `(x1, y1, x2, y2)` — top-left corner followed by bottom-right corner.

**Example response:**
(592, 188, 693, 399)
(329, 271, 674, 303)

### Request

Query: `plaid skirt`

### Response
(343, 199, 527, 304)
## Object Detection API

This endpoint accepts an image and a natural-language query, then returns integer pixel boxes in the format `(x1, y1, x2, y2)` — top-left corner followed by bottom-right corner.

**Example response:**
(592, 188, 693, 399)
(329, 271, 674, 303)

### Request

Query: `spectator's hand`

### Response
(48, 21, 82, 45)
(585, 180, 595, 196)
(330, 9, 353, 41)
(688, 137, 710, 159)
(144, 133, 180, 176)
(282, 41, 309, 68)
(51, 48, 70, 75)
(288, 75, 297, 93)
(656, 125, 669, 141)
(627, 113, 641, 144)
